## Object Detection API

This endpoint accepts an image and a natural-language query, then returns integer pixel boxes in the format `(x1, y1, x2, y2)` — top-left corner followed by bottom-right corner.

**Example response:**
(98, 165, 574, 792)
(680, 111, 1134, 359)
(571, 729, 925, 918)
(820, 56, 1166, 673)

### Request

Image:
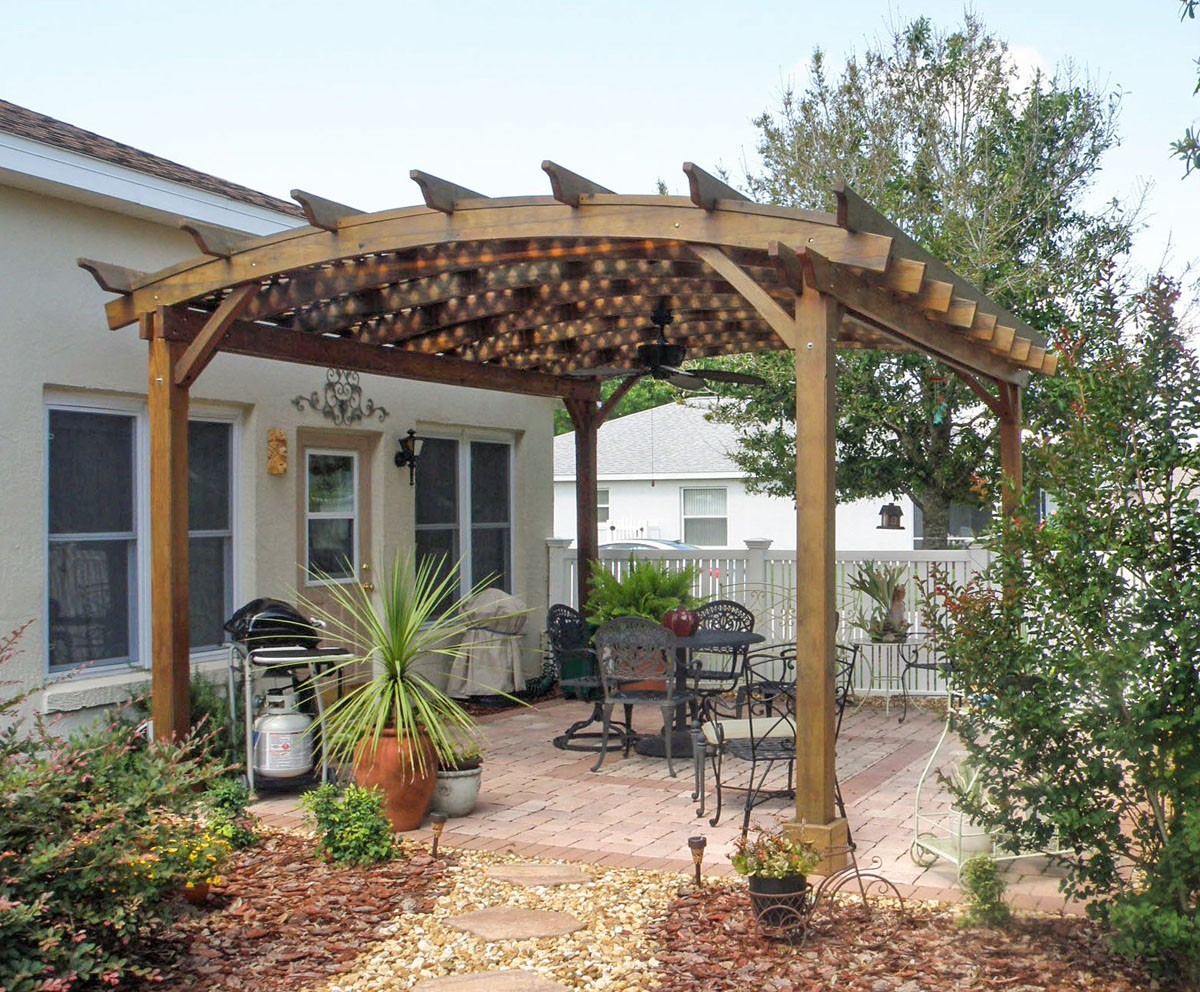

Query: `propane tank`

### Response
(252, 689, 314, 779)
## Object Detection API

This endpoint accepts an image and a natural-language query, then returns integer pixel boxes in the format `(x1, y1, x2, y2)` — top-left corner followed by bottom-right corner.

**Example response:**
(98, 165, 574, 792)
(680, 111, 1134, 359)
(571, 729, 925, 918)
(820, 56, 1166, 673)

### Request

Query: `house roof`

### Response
(0, 100, 303, 219)
(554, 399, 743, 478)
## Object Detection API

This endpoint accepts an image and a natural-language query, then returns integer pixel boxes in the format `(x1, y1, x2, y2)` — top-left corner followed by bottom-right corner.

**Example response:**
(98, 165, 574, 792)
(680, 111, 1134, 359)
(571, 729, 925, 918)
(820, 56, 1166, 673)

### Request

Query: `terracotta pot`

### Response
(182, 882, 210, 905)
(662, 607, 699, 637)
(353, 728, 438, 832)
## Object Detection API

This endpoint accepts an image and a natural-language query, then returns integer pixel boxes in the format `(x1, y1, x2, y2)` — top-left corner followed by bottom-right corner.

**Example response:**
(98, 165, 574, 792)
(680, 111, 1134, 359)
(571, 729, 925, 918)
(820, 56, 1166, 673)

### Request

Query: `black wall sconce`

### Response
(877, 502, 904, 530)
(395, 429, 424, 486)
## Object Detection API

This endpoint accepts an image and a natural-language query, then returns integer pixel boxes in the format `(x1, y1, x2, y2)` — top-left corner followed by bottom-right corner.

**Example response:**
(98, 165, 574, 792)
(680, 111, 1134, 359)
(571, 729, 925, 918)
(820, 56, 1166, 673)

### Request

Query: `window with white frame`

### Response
(304, 449, 358, 582)
(681, 487, 728, 546)
(47, 404, 235, 672)
(415, 435, 512, 610)
(596, 488, 610, 524)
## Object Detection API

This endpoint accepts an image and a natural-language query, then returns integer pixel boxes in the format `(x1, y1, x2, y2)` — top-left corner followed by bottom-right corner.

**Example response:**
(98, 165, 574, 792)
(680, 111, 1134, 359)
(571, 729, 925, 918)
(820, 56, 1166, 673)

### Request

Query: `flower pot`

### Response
(353, 729, 438, 832)
(747, 874, 810, 930)
(182, 882, 210, 905)
(662, 607, 700, 637)
(431, 765, 483, 817)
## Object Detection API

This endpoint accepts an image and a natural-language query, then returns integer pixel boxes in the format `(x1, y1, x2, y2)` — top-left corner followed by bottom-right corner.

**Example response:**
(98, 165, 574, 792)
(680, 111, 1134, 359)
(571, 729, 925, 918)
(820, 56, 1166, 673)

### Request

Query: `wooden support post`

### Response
(788, 287, 849, 872)
(147, 319, 191, 741)
(998, 382, 1023, 517)
(565, 399, 600, 614)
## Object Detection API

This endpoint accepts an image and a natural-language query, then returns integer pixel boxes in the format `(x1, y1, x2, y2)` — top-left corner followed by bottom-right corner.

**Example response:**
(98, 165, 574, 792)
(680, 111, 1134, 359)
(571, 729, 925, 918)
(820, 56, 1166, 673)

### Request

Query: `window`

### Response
(415, 435, 512, 608)
(305, 450, 358, 581)
(681, 487, 727, 546)
(47, 404, 236, 671)
(596, 488, 610, 524)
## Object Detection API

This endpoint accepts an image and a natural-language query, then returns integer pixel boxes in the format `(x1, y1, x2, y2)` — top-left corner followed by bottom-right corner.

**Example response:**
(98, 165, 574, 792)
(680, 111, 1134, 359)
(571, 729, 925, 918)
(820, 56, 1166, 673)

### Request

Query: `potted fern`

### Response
(584, 558, 703, 630)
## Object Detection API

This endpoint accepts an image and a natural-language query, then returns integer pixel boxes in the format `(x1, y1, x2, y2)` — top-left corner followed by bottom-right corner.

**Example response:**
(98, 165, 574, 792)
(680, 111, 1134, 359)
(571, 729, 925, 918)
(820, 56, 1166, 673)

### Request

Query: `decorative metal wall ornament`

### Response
(292, 368, 389, 426)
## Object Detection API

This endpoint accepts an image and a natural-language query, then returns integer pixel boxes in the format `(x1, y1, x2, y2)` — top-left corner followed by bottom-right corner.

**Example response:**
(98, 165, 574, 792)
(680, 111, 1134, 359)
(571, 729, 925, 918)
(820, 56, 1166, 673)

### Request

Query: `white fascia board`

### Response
(0, 131, 303, 234)
(553, 472, 747, 483)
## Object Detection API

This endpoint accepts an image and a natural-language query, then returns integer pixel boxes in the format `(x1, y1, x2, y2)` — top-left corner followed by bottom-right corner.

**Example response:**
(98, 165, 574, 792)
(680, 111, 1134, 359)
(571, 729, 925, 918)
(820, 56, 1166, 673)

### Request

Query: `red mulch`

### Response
(132, 831, 1170, 992)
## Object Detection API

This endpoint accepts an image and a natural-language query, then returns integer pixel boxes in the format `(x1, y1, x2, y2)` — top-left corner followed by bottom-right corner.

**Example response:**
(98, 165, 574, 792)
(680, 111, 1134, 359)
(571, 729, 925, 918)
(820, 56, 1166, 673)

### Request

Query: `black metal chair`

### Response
(546, 604, 631, 752)
(833, 642, 859, 829)
(691, 599, 755, 724)
(591, 616, 698, 777)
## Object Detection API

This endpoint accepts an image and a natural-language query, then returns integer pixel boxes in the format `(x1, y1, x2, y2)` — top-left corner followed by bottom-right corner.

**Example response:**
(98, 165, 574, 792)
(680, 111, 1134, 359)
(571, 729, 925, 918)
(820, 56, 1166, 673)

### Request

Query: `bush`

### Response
(958, 854, 1011, 928)
(201, 777, 260, 849)
(300, 783, 396, 866)
(0, 624, 227, 991)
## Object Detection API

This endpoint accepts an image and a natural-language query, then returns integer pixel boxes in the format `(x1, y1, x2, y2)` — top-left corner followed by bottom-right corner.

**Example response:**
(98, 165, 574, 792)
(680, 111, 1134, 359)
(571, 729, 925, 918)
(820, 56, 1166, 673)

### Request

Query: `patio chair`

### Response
(591, 616, 698, 777)
(690, 599, 755, 724)
(546, 604, 632, 752)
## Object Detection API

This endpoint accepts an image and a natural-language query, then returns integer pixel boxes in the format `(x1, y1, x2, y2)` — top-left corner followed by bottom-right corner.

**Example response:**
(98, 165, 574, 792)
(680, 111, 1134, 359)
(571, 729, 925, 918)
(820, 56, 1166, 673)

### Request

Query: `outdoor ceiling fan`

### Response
(565, 297, 766, 391)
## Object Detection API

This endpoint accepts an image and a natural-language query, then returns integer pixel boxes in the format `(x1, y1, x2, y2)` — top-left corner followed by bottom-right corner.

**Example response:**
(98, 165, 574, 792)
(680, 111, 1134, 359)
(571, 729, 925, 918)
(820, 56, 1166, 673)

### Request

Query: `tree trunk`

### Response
(919, 490, 952, 549)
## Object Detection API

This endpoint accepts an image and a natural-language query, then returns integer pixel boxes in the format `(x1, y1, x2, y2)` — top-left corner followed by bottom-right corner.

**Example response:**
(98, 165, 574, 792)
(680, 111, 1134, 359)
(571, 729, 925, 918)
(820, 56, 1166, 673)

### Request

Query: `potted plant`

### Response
(301, 552, 494, 832)
(431, 733, 485, 817)
(729, 825, 821, 929)
(848, 561, 911, 642)
(939, 758, 995, 857)
(584, 558, 703, 630)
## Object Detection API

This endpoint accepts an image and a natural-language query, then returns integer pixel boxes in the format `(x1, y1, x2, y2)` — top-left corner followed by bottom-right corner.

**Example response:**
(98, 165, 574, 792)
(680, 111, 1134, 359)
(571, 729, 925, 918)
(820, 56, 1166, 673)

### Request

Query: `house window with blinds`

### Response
(681, 487, 727, 547)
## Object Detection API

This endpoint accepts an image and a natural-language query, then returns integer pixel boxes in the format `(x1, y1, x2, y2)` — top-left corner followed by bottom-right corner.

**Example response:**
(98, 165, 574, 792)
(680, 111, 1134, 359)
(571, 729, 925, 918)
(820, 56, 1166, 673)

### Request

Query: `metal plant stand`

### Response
(747, 846, 906, 945)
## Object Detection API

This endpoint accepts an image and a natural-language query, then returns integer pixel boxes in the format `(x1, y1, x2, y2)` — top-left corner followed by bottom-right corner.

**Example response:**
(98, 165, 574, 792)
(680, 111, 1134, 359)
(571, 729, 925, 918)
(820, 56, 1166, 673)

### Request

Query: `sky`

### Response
(3, 0, 1197, 292)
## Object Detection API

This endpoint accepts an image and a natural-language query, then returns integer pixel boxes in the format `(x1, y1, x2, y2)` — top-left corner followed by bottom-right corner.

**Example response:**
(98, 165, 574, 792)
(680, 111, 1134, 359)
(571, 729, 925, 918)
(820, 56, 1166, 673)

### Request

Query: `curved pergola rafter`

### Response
(79, 164, 1051, 871)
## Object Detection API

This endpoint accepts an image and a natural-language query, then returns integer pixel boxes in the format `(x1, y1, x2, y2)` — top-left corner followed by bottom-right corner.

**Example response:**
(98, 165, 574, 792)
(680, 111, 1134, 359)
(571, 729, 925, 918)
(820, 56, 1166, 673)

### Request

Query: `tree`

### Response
(553, 376, 680, 435)
(709, 14, 1134, 546)
(928, 274, 1200, 985)
(1173, 0, 1200, 176)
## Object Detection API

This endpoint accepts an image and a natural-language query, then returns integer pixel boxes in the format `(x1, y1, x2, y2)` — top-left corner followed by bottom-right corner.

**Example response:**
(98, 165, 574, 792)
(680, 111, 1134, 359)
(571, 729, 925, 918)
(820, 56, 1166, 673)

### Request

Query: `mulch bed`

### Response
(132, 830, 1168, 992)
(649, 884, 1163, 991)
(132, 833, 450, 991)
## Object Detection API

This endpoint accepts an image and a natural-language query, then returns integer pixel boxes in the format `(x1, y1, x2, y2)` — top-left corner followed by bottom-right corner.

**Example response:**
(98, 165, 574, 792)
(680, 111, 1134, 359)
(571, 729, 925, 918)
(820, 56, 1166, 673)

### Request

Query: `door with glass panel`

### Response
(297, 432, 374, 686)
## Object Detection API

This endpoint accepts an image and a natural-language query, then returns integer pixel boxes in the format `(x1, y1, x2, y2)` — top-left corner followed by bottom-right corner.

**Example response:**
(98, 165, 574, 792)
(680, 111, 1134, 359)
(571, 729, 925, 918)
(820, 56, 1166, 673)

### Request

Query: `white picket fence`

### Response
(545, 538, 989, 698)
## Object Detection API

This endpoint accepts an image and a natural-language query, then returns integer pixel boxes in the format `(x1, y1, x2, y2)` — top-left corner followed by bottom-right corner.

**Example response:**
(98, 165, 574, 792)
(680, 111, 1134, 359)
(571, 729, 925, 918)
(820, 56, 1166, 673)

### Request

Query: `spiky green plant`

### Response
(300, 552, 501, 776)
(847, 561, 911, 640)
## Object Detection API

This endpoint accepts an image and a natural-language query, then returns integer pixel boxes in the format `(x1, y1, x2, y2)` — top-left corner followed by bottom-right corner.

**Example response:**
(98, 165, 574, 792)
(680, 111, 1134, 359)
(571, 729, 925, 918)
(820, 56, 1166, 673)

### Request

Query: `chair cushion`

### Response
(701, 716, 796, 744)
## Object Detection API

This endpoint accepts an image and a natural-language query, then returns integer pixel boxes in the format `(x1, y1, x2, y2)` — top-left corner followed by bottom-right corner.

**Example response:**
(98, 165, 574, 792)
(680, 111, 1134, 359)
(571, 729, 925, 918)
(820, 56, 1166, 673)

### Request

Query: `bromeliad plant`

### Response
(729, 825, 821, 879)
(848, 560, 911, 642)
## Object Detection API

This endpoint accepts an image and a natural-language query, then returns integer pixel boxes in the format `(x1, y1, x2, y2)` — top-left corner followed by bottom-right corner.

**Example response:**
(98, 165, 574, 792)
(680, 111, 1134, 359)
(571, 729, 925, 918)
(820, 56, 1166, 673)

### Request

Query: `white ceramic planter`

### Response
(431, 766, 482, 817)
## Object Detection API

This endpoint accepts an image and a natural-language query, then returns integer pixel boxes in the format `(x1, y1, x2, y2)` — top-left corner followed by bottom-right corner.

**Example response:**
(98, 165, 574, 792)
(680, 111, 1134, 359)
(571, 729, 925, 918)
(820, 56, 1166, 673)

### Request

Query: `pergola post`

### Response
(566, 398, 601, 612)
(788, 286, 849, 872)
(147, 318, 191, 741)
(998, 382, 1023, 516)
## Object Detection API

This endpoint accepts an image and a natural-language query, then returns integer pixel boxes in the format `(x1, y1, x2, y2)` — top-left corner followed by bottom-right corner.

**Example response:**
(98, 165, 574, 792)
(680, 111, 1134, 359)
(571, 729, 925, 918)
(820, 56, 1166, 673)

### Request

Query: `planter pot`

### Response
(663, 607, 700, 637)
(182, 882, 210, 905)
(747, 874, 810, 930)
(954, 812, 994, 856)
(353, 729, 438, 832)
(431, 765, 483, 817)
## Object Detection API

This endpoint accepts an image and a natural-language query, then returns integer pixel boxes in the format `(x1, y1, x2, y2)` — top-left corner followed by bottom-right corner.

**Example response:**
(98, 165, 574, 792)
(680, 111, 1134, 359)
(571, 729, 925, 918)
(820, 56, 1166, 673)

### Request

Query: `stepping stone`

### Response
(486, 864, 590, 887)
(444, 907, 584, 940)
(413, 971, 569, 991)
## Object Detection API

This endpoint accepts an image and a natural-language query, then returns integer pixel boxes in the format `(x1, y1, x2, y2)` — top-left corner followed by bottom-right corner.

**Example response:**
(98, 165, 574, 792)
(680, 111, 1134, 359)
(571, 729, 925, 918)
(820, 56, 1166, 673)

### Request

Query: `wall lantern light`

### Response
(395, 429, 425, 486)
(877, 502, 904, 530)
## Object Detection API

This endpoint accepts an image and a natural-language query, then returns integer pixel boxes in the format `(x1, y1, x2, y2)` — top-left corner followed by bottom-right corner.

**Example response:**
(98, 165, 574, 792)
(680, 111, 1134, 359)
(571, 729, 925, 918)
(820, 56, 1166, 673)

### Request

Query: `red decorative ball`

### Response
(662, 607, 699, 637)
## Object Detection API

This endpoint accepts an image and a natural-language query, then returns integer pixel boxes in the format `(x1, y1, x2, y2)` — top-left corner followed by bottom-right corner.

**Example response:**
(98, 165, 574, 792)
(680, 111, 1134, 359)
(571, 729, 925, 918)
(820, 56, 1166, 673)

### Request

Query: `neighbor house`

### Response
(552, 398, 918, 552)
(0, 100, 554, 728)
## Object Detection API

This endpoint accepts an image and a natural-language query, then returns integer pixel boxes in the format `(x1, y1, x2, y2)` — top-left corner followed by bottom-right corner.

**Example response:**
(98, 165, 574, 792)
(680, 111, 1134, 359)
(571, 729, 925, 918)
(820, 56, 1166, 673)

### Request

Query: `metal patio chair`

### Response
(546, 604, 632, 752)
(690, 599, 756, 724)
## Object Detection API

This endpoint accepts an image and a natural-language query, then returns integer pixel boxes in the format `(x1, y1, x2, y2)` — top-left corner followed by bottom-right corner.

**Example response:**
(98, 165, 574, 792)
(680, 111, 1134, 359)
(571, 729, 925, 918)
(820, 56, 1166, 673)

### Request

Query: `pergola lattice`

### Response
(80, 162, 1050, 866)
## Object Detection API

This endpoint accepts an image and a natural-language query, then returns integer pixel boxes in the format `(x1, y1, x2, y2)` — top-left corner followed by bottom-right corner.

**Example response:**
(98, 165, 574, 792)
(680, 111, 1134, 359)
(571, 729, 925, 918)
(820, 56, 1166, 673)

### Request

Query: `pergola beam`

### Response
(683, 161, 751, 212)
(690, 244, 797, 347)
(290, 189, 363, 231)
(542, 160, 613, 206)
(173, 284, 257, 388)
(409, 170, 488, 213)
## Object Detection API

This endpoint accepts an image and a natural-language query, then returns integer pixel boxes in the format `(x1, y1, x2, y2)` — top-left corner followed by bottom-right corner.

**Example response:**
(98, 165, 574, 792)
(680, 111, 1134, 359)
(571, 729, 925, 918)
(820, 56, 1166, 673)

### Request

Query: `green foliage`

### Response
(437, 730, 484, 771)
(958, 854, 1012, 928)
(554, 378, 680, 435)
(1173, 1, 1199, 176)
(301, 552, 493, 774)
(300, 783, 396, 866)
(729, 825, 820, 878)
(583, 558, 702, 626)
(708, 12, 1135, 546)
(202, 776, 261, 849)
(926, 275, 1200, 983)
(128, 674, 238, 769)
(847, 561, 911, 641)
(0, 624, 229, 991)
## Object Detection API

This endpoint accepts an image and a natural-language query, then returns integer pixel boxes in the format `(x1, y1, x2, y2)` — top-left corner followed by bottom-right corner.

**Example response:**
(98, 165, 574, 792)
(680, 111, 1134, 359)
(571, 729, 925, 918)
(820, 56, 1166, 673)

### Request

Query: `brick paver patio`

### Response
(252, 694, 1079, 914)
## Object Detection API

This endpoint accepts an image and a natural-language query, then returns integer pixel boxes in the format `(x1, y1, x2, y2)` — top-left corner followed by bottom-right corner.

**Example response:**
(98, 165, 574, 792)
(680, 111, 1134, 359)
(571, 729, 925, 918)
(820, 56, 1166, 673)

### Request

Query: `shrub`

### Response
(584, 558, 702, 626)
(300, 783, 396, 866)
(202, 776, 260, 849)
(0, 624, 227, 991)
(958, 854, 1011, 928)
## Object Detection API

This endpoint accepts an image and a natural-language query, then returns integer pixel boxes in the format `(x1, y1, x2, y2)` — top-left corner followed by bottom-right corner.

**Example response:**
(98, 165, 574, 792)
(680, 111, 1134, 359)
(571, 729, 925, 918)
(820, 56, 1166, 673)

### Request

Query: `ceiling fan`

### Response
(565, 297, 766, 390)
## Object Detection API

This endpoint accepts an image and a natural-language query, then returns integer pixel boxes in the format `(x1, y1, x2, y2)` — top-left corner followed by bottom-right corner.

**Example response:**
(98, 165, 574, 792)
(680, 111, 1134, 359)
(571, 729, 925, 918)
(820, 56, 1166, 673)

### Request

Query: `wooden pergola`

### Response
(80, 163, 1050, 864)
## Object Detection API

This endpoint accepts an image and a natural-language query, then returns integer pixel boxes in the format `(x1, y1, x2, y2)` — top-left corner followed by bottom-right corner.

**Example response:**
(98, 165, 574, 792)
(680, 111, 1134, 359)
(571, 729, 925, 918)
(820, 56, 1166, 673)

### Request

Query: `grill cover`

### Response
(224, 598, 322, 649)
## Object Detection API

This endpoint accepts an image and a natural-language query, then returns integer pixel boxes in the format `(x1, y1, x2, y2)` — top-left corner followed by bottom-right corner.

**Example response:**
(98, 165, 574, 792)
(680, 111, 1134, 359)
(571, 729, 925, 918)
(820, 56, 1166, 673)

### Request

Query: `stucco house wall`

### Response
(0, 103, 554, 730)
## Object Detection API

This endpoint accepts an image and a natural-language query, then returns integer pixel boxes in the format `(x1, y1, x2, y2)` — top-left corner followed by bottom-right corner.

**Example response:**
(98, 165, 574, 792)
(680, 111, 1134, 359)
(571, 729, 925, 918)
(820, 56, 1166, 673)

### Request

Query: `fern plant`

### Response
(584, 559, 702, 626)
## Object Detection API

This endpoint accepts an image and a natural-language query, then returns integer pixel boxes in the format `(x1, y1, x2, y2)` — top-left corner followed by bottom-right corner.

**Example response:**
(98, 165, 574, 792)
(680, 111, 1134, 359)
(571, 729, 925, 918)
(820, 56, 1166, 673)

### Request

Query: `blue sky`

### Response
(3, 0, 1197, 285)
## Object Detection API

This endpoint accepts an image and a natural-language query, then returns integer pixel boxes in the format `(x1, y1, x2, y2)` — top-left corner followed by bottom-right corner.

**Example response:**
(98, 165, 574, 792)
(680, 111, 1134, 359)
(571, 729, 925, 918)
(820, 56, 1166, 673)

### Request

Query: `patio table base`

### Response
(634, 729, 695, 759)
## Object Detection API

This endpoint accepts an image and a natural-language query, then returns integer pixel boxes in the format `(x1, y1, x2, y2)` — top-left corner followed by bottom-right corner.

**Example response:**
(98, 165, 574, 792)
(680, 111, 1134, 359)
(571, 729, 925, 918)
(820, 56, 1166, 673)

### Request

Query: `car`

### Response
(599, 540, 700, 551)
